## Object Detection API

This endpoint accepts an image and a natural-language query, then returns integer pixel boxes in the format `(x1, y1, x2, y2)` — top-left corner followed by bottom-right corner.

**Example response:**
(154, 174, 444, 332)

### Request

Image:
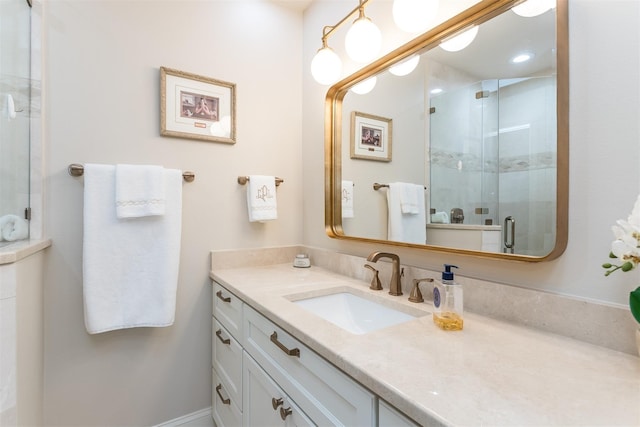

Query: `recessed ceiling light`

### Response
(511, 53, 534, 63)
(430, 88, 443, 94)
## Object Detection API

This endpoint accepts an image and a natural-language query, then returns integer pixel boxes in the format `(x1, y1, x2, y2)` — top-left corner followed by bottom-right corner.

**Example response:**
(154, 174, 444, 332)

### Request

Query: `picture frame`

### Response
(350, 111, 392, 162)
(160, 66, 236, 144)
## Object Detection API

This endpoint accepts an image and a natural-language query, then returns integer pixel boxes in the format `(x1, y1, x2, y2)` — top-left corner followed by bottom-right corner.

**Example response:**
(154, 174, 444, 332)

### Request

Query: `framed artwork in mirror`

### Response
(350, 111, 392, 162)
(160, 66, 236, 144)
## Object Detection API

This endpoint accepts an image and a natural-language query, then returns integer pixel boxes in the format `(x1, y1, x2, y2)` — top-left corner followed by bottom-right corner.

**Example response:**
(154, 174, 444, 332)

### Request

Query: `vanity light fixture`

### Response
(350, 76, 378, 94)
(392, 0, 439, 33)
(389, 54, 420, 76)
(440, 25, 479, 52)
(311, 0, 380, 85)
(512, 0, 555, 17)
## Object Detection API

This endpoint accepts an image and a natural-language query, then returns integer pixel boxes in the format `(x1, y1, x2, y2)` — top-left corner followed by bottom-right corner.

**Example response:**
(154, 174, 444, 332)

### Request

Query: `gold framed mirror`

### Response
(325, 0, 568, 261)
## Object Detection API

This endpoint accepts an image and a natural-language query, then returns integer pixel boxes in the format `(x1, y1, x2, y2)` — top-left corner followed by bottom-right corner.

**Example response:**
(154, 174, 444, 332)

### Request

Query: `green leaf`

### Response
(609, 252, 618, 259)
(630, 287, 640, 324)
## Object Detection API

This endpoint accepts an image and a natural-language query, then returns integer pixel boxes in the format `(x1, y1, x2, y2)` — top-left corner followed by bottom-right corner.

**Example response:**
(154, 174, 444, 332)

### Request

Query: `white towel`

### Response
(0, 214, 29, 241)
(387, 182, 426, 244)
(82, 164, 182, 334)
(342, 180, 354, 218)
(246, 175, 277, 222)
(115, 164, 166, 218)
(399, 183, 422, 214)
(431, 211, 450, 223)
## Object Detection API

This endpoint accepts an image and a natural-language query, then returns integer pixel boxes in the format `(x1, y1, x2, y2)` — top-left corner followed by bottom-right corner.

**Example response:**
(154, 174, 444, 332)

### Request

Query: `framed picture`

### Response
(160, 67, 236, 144)
(350, 111, 392, 162)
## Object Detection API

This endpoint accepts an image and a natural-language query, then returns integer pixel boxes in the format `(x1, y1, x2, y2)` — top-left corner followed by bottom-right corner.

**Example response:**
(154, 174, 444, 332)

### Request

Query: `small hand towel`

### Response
(115, 164, 165, 218)
(387, 182, 426, 244)
(0, 214, 28, 241)
(431, 211, 450, 223)
(342, 180, 354, 218)
(83, 164, 182, 334)
(246, 175, 277, 222)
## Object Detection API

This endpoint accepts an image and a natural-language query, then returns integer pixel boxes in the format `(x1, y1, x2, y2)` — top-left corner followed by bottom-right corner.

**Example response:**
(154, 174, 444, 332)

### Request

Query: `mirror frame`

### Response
(325, 0, 568, 262)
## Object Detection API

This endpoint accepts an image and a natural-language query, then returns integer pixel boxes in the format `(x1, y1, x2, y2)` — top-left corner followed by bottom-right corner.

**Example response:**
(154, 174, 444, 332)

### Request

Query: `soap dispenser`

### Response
(432, 264, 463, 330)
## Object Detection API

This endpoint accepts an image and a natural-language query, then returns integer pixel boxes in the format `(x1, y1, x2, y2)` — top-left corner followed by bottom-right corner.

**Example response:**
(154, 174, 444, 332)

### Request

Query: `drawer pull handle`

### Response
(215, 384, 231, 405)
(215, 329, 231, 345)
(271, 397, 283, 410)
(216, 290, 231, 303)
(280, 407, 292, 420)
(270, 332, 300, 358)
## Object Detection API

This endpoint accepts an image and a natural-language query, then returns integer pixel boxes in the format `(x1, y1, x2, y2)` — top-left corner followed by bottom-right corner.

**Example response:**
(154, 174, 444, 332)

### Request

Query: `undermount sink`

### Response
(292, 291, 420, 335)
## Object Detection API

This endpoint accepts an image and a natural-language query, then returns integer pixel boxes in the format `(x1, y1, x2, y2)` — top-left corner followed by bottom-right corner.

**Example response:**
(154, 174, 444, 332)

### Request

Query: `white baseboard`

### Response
(153, 407, 212, 427)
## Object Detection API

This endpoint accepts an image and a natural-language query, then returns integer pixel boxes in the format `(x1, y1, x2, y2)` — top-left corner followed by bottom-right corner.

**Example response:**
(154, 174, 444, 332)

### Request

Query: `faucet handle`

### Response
(409, 278, 434, 303)
(364, 264, 383, 291)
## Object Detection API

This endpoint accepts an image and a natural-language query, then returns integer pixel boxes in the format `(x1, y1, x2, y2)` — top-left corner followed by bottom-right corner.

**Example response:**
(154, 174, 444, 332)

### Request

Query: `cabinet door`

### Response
(213, 369, 242, 427)
(379, 400, 419, 427)
(243, 353, 314, 427)
(213, 281, 243, 341)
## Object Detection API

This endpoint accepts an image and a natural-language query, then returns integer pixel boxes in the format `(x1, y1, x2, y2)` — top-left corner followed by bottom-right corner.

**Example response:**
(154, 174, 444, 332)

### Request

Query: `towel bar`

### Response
(237, 176, 284, 186)
(68, 163, 195, 182)
(373, 182, 427, 190)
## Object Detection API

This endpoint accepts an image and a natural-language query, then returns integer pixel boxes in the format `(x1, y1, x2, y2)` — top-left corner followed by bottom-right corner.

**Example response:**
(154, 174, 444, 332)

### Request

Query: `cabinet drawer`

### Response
(213, 281, 243, 341)
(213, 319, 243, 410)
(243, 353, 314, 427)
(212, 369, 242, 427)
(243, 305, 375, 426)
(379, 400, 419, 427)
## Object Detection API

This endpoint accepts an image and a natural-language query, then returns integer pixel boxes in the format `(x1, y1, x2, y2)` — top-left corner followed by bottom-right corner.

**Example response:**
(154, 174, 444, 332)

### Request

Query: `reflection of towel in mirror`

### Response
(399, 183, 422, 214)
(246, 175, 277, 222)
(0, 214, 28, 241)
(387, 183, 426, 244)
(431, 211, 450, 223)
(342, 180, 354, 218)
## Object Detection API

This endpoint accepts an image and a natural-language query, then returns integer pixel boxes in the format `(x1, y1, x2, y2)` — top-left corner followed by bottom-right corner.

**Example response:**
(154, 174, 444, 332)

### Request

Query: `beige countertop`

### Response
(211, 263, 640, 426)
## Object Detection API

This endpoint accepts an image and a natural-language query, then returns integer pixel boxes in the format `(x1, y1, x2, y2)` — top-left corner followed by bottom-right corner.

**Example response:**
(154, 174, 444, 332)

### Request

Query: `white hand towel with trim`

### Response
(115, 164, 166, 218)
(246, 175, 277, 222)
(342, 180, 354, 218)
(82, 163, 182, 334)
(399, 183, 422, 214)
(0, 214, 29, 241)
(387, 182, 426, 244)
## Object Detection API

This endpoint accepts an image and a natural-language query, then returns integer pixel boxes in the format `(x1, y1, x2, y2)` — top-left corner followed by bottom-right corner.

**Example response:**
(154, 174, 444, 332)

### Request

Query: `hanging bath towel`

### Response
(387, 182, 426, 244)
(82, 163, 183, 334)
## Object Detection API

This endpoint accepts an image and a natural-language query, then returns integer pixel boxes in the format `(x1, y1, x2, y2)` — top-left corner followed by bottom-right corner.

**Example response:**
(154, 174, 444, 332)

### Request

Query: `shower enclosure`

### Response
(0, 0, 32, 246)
(429, 76, 557, 256)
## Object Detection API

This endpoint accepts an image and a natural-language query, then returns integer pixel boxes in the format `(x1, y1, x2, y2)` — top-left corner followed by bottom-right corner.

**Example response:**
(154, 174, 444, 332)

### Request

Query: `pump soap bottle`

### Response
(432, 264, 464, 331)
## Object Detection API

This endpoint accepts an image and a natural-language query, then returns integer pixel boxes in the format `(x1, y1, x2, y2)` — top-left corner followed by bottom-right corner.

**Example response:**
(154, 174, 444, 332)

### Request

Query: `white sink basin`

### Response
(292, 291, 418, 335)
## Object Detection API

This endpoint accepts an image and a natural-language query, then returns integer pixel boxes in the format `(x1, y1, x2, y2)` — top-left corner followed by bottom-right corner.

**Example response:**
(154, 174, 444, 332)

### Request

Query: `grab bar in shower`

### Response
(503, 216, 515, 254)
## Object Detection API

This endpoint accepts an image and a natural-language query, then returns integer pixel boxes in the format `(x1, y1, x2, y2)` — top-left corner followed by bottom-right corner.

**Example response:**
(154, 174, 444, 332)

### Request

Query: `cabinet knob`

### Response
(271, 397, 283, 410)
(280, 407, 292, 420)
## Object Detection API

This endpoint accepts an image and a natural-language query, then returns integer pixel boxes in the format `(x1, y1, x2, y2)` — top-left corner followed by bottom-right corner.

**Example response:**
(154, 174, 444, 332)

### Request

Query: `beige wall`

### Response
(42, 1, 303, 424)
(302, 0, 640, 306)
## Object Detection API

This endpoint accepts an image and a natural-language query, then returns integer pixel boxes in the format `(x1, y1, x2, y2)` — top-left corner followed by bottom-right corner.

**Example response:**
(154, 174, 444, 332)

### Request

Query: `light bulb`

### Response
(440, 26, 478, 52)
(350, 77, 377, 94)
(393, 0, 439, 33)
(512, 0, 555, 17)
(345, 16, 381, 63)
(389, 55, 420, 76)
(311, 46, 343, 85)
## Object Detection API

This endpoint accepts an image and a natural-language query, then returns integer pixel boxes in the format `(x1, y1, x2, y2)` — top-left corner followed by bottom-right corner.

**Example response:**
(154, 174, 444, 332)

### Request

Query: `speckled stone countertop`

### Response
(211, 263, 640, 426)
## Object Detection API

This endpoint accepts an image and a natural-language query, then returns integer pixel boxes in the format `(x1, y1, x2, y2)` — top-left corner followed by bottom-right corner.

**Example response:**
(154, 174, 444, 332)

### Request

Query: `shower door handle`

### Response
(503, 216, 515, 254)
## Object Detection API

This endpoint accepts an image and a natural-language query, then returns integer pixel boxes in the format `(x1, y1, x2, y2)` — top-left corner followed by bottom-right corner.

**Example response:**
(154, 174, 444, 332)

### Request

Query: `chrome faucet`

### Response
(366, 252, 403, 296)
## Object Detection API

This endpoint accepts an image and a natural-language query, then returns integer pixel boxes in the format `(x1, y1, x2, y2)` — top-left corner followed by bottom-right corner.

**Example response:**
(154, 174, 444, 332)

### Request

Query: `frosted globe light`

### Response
(345, 17, 381, 63)
(440, 26, 479, 52)
(393, 0, 439, 33)
(389, 55, 420, 76)
(350, 77, 377, 95)
(512, 0, 555, 17)
(311, 46, 343, 85)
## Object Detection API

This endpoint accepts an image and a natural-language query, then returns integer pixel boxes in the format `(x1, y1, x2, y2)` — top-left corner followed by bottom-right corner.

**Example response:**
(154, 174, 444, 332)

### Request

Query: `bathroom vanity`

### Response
(210, 260, 640, 426)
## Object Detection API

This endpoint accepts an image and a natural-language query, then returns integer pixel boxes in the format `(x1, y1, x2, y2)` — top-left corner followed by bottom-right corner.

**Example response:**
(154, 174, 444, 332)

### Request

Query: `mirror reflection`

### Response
(329, 0, 567, 261)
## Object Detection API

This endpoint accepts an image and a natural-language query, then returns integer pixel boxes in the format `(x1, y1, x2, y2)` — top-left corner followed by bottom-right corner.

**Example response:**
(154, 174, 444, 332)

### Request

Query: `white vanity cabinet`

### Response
(212, 280, 415, 427)
(379, 400, 420, 427)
